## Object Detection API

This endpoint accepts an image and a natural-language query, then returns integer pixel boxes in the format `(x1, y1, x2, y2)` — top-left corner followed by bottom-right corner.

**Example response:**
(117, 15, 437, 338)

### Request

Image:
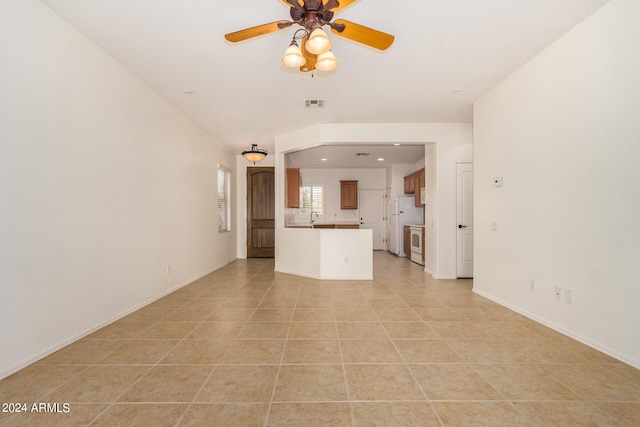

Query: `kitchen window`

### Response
(299, 185, 324, 216)
(217, 166, 231, 232)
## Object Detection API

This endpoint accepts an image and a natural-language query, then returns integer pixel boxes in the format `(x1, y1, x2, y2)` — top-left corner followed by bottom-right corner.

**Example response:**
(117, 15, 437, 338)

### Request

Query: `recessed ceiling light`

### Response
(393, 143, 400, 146)
(377, 158, 384, 161)
(321, 158, 328, 161)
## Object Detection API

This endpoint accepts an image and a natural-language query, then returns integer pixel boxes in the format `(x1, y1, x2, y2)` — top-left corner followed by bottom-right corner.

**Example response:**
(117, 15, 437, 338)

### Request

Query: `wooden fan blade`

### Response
(281, 0, 358, 11)
(325, 0, 358, 12)
(330, 19, 394, 50)
(300, 35, 317, 72)
(280, 0, 303, 7)
(224, 21, 291, 43)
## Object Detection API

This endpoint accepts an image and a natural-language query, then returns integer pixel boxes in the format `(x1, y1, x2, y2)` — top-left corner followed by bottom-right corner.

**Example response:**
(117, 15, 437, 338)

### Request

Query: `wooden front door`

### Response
(247, 167, 275, 258)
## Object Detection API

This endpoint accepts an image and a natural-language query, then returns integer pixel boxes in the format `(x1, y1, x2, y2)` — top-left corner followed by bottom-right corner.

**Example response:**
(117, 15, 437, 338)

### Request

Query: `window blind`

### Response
(299, 186, 324, 215)
(217, 167, 231, 232)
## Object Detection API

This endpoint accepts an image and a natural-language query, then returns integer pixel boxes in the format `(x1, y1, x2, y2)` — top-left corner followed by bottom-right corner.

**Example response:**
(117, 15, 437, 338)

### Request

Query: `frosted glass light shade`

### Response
(242, 144, 268, 163)
(281, 43, 306, 68)
(315, 51, 339, 71)
(243, 151, 266, 162)
(306, 28, 332, 54)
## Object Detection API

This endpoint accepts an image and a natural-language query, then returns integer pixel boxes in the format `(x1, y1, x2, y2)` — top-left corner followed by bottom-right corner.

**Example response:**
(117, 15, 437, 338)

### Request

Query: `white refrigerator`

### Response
(388, 196, 424, 257)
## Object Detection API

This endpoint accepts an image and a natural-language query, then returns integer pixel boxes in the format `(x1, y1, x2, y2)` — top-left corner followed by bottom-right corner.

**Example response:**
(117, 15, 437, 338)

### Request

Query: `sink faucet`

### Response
(310, 211, 319, 227)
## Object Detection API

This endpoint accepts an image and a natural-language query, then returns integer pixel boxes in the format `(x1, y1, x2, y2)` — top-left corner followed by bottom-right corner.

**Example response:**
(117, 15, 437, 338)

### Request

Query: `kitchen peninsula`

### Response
(285, 222, 359, 229)
(275, 227, 373, 280)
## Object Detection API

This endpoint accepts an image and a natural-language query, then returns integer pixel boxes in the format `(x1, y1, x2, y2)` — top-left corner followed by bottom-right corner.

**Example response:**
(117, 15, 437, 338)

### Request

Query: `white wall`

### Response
(292, 168, 386, 224)
(388, 164, 416, 199)
(424, 145, 436, 274)
(275, 123, 472, 279)
(474, 0, 640, 367)
(0, 0, 235, 378)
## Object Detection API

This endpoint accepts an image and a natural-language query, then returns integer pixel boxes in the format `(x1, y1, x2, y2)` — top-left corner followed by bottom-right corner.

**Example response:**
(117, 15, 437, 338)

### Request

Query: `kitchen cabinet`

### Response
(286, 168, 301, 208)
(403, 168, 425, 206)
(336, 224, 359, 229)
(404, 174, 415, 194)
(340, 180, 358, 209)
(403, 226, 411, 258)
(416, 168, 425, 207)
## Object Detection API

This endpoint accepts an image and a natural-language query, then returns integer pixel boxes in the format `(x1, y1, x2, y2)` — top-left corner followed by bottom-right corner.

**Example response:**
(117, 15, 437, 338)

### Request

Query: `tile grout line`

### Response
(380, 278, 447, 426)
(70, 303, 193, 427)
(263, 278, 301, 427)
(194, 262, 277, 425)
(108, 284, 217, 427)
(334, 296, 356, 427)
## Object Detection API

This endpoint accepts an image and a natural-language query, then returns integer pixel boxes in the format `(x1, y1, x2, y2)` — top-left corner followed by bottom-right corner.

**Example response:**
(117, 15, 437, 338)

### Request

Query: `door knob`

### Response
(458, 224, 467, 229)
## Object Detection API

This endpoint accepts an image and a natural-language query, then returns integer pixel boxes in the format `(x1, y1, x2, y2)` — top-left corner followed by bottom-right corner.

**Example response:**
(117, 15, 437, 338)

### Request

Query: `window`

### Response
(217, 166, 231, 232)
(299, 186, 324, 215)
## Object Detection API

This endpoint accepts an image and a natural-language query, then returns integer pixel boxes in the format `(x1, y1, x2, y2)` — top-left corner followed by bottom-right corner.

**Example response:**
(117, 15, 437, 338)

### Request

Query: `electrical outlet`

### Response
(555, 287, 561, 301)
(344, 257, 349, 264)
(530, 280, 535, 292)
(166, 265, 171, 274)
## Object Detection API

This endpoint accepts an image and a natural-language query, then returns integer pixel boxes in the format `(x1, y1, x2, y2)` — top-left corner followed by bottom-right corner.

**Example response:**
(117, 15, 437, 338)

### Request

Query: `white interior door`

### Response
(456, 163, 474, 278)
(359, 189, 384, 250)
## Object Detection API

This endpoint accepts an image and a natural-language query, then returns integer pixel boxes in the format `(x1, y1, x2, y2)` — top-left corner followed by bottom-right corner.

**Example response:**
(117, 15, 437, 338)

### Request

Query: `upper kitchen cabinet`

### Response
(286, 168, 301, 208)
(404, 168, 425, 206)
(404, 173, 415, 194)
(340, 180, 358, 209)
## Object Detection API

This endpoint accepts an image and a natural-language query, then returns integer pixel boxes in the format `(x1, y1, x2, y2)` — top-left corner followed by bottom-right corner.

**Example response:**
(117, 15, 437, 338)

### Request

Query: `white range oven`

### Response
(409, 226, 424, 266)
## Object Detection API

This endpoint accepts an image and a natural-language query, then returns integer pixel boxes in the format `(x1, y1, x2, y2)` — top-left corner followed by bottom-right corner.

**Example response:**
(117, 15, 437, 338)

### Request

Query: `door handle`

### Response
(458, 224, 467, 229)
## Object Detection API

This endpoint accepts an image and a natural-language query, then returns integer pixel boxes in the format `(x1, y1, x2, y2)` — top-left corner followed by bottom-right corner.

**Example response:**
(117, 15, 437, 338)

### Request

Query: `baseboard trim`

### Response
(472, 287, 640, 370)
(0, 260, 234, 380)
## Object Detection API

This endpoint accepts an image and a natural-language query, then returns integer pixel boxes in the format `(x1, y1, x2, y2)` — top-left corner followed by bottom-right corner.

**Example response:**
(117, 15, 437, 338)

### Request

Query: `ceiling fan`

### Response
(224, 0, 394, 72)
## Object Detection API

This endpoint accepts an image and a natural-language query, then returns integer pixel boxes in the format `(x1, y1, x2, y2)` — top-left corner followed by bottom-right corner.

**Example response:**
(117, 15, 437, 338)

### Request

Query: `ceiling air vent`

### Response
(305, 99, 325, 108)
(355, 152, 370, 157)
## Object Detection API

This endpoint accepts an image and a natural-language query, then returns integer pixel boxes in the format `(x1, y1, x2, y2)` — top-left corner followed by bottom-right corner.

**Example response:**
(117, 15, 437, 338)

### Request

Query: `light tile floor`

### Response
(1, 252, 639, 426)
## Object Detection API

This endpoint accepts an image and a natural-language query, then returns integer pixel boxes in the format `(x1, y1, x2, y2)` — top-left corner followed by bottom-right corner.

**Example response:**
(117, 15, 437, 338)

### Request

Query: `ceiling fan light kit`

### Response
(305, 27, 332, 55)
(315, 50, 339, 71)
(281, 40, 307, 68)
(225, 0, 394, 73)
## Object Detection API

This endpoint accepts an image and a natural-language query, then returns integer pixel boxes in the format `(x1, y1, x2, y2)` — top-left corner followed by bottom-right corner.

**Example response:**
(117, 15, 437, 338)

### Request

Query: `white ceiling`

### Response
(41, 0, 608, 164)
(286, 144, 427, 168)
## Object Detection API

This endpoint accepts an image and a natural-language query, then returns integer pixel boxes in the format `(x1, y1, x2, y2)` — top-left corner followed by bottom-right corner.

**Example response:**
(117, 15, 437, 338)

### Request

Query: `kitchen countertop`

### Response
(286, 221, 360, 228)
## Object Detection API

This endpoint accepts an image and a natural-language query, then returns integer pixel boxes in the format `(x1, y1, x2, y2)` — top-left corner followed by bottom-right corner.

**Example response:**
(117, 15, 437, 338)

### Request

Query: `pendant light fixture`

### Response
(242, 144, 268, 164)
